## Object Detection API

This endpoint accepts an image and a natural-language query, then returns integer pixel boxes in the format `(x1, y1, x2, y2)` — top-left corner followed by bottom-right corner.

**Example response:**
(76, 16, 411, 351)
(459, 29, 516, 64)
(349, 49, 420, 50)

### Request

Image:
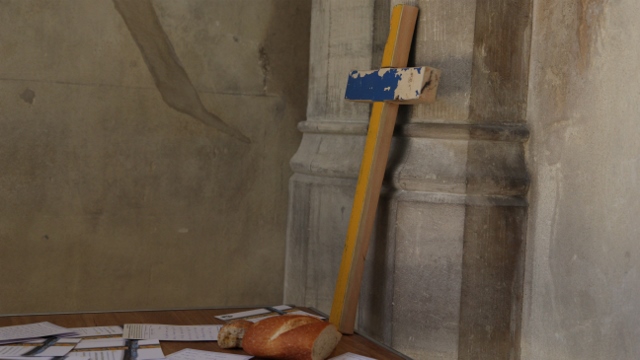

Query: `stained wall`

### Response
(0, 0, 311, 314)
(523, 0, 640, 358)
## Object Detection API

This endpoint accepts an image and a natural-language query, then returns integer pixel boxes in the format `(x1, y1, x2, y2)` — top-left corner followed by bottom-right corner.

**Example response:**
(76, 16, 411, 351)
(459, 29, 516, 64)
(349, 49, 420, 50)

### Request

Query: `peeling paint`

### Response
(344, 67, 432, 102)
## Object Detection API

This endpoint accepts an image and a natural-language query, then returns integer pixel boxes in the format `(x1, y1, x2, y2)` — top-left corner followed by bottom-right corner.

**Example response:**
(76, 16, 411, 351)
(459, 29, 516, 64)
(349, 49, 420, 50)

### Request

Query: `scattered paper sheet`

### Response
(0, 337, 80, 357)
(329, 353, 376, 360)
(74, 338, 131, 349)
(0, 322, 75, 344)
(241, 313, 278, 324)
(67, 326, 123, 338)
(0, 356, 89, 360)
(284, 310, 326, 320)
(123, 324, 222, 341)
(241, 309, 326, 324)
(167, 348, 252, 360)
(71, 338, 164, 360)
(214, 306, 326, 323)
(214, 305, 292, 322)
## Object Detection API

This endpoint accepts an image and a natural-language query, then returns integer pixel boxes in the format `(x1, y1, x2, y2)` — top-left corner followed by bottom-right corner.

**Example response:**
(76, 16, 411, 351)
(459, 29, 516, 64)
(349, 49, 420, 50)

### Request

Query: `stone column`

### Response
(284, 0, 386, 311)
(285, 1, 532, 359)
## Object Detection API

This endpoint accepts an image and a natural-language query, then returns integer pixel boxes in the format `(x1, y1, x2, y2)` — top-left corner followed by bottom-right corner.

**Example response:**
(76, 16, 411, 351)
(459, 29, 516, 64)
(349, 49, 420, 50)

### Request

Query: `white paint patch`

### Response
(393, 68, 426, 100)
(377, 68, 391, 77)
(348, 67, 431, 101)
(178, 228, 189, 233)
(350, 69, 377, 79)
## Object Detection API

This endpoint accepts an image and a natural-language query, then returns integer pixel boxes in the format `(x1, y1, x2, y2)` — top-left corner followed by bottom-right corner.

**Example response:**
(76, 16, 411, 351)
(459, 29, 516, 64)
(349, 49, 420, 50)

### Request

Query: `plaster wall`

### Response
(0, 0, 311, 314)
(523, 0, 640, 358)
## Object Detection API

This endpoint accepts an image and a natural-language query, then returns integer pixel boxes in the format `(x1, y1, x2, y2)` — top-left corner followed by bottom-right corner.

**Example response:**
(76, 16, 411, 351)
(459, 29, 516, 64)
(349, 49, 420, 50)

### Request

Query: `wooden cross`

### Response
(329, 4, 440, 334)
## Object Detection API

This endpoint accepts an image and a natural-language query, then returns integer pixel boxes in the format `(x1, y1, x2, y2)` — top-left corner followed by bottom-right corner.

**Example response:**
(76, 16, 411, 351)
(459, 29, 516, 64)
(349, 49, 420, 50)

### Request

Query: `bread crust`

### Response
(242, 315, 341, 360)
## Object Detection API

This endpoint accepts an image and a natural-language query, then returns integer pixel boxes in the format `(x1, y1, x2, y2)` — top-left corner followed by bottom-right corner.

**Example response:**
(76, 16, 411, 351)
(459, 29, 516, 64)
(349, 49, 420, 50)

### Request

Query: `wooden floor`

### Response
(0, 308, 409, 359)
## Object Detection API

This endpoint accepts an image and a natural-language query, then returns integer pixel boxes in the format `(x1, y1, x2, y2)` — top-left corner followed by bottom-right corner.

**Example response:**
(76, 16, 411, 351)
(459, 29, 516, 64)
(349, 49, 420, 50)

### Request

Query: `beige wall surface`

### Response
(0, 0, 310, 314)
(523, 0, 640, 358)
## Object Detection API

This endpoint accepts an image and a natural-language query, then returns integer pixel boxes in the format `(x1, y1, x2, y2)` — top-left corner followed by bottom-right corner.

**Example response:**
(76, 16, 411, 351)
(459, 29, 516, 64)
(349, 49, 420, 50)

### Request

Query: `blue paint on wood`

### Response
(345, 69, 403, 102)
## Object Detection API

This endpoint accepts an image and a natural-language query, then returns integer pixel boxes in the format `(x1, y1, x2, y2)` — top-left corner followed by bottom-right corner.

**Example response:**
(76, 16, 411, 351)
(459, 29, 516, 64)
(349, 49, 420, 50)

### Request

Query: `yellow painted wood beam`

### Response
(330, 4, 420, 335)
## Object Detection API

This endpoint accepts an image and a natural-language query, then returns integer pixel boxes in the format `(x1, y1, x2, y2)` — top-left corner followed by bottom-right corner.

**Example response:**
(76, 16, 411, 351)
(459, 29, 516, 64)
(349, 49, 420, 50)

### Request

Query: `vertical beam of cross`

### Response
(330, 4, 420, 334)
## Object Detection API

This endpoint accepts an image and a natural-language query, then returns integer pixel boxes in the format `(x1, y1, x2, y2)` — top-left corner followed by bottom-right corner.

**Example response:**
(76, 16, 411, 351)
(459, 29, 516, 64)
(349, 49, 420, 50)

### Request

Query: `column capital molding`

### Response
(298, 119, 529, 142)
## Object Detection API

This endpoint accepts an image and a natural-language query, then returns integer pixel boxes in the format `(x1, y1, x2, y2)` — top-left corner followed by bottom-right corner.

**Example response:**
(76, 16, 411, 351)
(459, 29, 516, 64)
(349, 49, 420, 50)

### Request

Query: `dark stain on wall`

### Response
(112, 0, 250, 143)
(470, 0, 533, 123)
(20, 88, 35, 104)
(459, 206, 527, 360)
(261, 1, 311, 110)
(577, 0, 607, 72)
(258, 45, 270, 91)
(459, 1, 533, 359)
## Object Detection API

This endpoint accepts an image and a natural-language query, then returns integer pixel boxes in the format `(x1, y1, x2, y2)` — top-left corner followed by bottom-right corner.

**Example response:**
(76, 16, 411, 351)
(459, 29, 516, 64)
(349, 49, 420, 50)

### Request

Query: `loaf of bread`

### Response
(218, 315, 342, 360)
